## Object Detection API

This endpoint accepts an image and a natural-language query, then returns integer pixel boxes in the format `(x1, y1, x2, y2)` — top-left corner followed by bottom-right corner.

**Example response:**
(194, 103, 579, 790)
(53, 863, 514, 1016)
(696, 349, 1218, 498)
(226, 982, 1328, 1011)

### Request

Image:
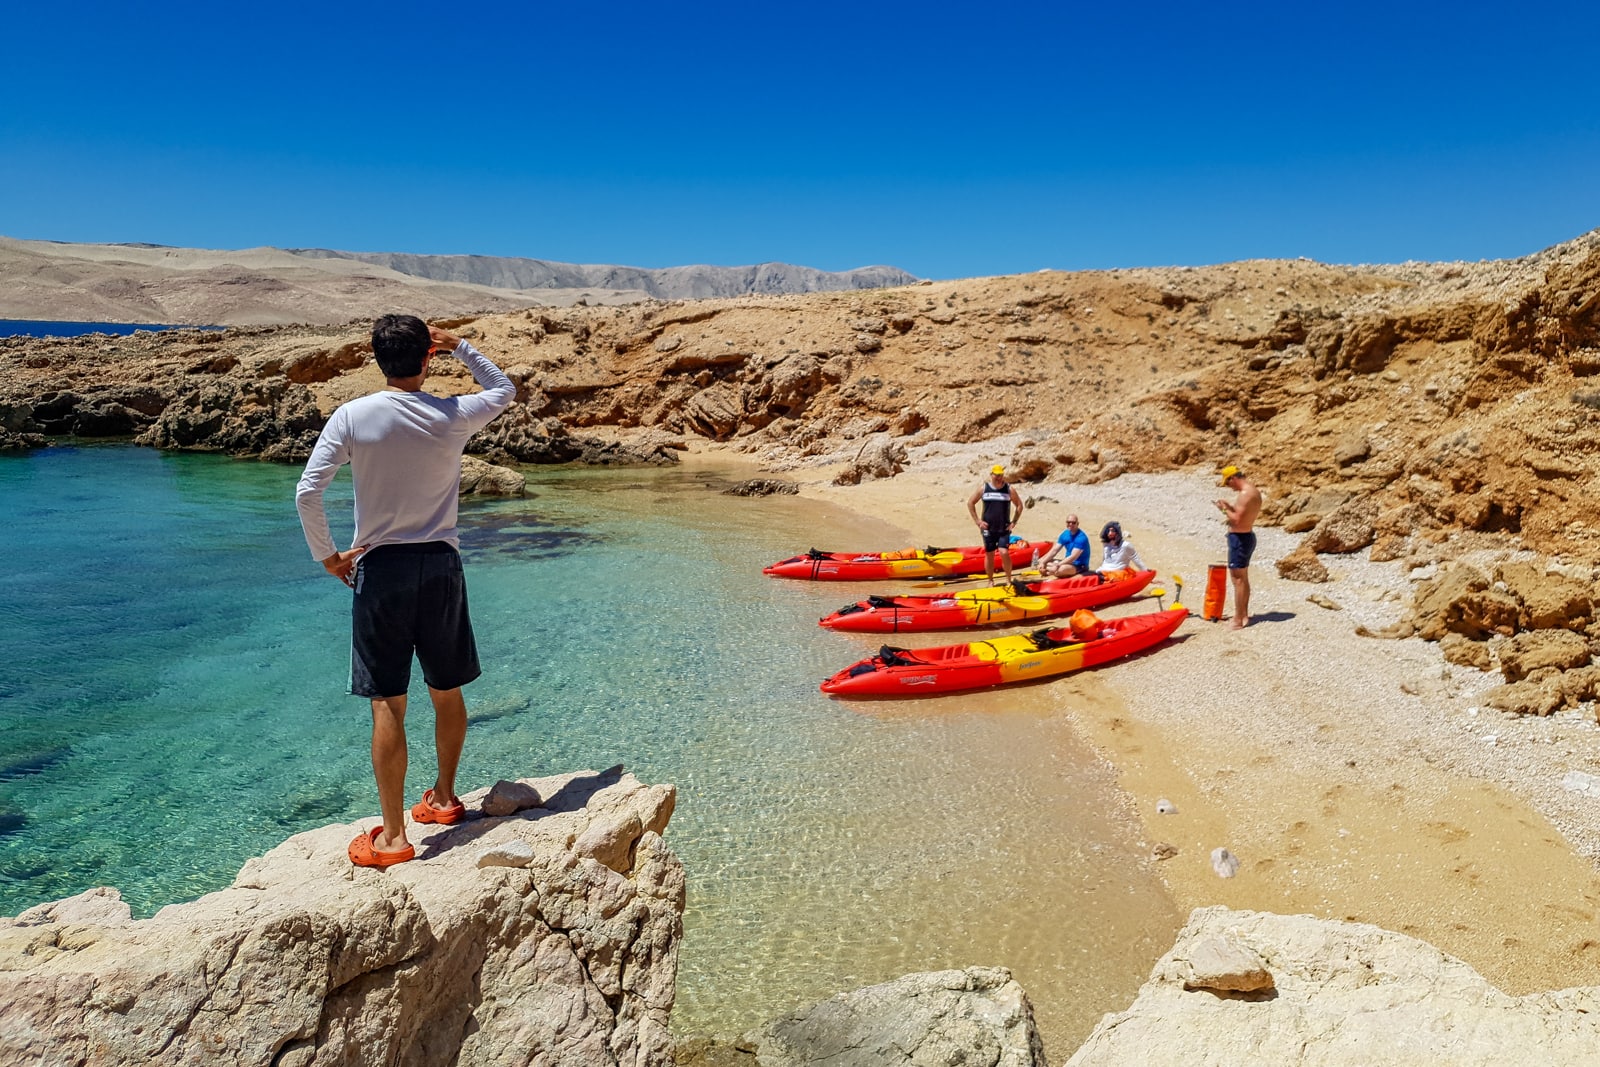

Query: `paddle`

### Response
(911, 568, 1044, 590)
(1171, 574, 1186, 612)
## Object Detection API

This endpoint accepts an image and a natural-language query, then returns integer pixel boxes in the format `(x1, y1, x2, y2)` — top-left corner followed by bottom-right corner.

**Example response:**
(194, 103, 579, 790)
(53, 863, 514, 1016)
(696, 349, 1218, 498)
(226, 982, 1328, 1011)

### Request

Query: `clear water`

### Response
(0, 446, 1180, 1049)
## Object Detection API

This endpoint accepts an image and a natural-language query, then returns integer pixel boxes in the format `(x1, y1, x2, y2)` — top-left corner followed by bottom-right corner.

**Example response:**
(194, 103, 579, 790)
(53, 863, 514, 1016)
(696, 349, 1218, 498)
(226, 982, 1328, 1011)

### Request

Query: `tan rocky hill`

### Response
(6, 228, 1600, 564)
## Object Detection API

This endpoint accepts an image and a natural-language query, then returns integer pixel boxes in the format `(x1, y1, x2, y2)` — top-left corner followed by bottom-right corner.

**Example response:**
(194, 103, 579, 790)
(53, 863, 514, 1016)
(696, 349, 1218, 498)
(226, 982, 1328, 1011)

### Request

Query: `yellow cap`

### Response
(1218, 465, 1241, 486)
(991, 464, 1006, 475)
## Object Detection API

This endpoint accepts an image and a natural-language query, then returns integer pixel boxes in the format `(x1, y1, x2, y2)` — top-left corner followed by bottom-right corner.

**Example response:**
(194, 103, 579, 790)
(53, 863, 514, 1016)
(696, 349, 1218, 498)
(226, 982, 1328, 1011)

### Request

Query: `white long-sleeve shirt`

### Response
(1097, 539, 1146, 573)
(295, 341, 515, 561)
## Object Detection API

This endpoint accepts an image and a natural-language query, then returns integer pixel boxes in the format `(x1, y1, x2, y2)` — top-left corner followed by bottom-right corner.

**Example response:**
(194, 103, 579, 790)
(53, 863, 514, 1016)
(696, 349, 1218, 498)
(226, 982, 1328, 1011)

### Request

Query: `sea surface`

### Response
(0, 445, 1180, 1047)
(0, 319, 221, 338)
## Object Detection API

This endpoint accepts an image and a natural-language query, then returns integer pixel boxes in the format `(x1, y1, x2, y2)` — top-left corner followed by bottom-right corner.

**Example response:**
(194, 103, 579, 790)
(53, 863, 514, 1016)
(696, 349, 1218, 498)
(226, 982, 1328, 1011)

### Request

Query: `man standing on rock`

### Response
(296, 315, 516, 868)
(968, 464, 1025, 585)
(1215, 464, 1263, 629)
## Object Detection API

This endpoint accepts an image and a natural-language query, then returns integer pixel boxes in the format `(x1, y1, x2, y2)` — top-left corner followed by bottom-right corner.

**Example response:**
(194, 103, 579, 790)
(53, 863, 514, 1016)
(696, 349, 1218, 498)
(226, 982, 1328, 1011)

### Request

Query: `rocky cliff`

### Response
(0, 768, 681, 1067)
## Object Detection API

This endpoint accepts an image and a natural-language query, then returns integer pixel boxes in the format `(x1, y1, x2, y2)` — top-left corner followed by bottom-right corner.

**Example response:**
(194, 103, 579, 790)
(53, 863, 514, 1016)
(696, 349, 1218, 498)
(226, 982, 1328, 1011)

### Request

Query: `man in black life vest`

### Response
(966, 464, 1025, 585)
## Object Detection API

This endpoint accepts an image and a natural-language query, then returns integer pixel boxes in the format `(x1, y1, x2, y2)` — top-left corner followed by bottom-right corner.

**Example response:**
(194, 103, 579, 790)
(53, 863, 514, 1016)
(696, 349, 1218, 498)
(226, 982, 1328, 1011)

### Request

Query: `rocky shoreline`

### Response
(6, 767, 1596, 1066)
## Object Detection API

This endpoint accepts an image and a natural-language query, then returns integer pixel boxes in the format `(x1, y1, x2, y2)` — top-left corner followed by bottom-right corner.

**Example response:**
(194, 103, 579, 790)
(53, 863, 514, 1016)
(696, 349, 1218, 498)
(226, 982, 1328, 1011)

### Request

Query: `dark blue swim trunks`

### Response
(1227, 531, 1257, 570)
(350, 541, 481, 699)
(982, 527, 1013, 552)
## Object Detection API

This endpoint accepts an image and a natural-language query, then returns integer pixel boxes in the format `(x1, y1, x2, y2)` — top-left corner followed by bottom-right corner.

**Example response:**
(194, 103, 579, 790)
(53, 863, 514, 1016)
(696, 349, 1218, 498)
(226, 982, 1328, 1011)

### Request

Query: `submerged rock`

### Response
(680, 967, 1047, 1067)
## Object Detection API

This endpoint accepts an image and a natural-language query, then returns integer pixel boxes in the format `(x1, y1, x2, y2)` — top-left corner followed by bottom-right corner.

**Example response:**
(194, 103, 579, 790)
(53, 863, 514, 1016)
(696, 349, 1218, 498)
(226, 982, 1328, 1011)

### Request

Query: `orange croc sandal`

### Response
(411, 788, 466, 825)
(348, 826, 415, 868)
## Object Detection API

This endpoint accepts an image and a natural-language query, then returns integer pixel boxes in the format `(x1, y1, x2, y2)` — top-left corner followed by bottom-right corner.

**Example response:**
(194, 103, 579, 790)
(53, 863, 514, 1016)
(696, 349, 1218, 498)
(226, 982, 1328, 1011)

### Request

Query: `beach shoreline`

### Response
(682, 439, 1600, 1000)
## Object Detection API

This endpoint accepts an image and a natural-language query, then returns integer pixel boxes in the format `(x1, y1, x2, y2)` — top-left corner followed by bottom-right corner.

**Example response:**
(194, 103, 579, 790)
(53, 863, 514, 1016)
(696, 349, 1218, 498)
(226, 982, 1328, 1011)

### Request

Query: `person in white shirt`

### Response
(296, 314, 515, 868)
(1096, 520, 1146, 575)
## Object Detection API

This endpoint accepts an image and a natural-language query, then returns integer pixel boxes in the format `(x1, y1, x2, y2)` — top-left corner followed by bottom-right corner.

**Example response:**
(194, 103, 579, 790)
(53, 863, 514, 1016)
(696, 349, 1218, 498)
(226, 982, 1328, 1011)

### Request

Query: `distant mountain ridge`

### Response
(0, 236, 918, 326)
(288, 248, 919, 300)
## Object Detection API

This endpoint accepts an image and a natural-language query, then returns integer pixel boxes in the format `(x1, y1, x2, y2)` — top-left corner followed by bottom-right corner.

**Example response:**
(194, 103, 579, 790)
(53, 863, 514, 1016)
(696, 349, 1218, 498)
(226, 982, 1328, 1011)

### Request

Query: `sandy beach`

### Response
(703, 439, 1600, 1001)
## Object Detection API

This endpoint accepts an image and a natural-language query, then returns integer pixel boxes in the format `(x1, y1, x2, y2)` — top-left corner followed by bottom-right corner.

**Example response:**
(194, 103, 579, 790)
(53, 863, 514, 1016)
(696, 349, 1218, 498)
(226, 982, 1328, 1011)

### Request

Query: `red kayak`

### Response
(764, 542, 1054, 582)
(819, 607, 1186, 698)
(819, 570, 1157, 633)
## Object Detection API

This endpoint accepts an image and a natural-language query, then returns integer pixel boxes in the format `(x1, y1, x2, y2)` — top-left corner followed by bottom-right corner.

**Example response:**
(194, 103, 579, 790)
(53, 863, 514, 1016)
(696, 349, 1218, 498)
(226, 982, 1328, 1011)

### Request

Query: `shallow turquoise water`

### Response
(0, 445, 1180, 1047)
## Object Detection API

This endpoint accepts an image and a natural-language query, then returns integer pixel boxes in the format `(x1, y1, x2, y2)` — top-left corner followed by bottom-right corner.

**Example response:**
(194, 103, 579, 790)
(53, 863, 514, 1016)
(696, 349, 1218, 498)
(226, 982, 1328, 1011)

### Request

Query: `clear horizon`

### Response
(4, 1, 1596, 279)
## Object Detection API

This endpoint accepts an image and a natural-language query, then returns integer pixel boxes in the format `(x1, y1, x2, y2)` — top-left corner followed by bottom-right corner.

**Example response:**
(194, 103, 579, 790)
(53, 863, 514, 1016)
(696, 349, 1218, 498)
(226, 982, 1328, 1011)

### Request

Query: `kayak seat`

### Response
(848, 662, 878, 677)
(835, 603, 868, 616)
(879, 646, 919, 667)
(1027, 628, 1071, 651)
(867, 595, 899, 608)
(807, 547, 828, 560)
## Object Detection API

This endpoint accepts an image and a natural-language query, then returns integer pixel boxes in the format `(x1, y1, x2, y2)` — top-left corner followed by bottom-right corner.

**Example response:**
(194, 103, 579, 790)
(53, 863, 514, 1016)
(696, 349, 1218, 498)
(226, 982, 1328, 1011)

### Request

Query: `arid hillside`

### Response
(5, 229, 1600, 564)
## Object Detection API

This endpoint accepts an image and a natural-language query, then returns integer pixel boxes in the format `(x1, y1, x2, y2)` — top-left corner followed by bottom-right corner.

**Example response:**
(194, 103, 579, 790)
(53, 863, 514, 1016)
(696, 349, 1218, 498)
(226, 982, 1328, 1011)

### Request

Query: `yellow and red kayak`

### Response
(819, 570, 1156, 633)
(820, 607, 1185, 698)
(764, 542, 1054, 582)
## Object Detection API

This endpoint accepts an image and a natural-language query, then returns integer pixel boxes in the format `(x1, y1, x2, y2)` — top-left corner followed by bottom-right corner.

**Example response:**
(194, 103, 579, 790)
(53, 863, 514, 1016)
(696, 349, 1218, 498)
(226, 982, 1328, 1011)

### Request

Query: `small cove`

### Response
(0, 445, 1181, 1048)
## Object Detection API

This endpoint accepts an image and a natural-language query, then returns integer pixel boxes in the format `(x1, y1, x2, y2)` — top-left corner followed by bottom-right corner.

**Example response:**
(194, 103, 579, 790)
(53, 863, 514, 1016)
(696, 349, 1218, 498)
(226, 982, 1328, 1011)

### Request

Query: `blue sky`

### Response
(4, 1, 1596, 278)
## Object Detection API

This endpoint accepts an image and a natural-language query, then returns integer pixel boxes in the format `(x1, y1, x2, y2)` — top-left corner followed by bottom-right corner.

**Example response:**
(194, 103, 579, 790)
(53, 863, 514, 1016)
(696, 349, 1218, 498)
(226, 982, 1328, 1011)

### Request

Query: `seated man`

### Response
(1037, 514, 1091, 577)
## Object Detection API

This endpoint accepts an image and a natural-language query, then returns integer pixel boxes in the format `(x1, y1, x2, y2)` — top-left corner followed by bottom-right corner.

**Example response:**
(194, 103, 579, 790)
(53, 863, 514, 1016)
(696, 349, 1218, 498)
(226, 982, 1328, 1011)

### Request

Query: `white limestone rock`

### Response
(475, 839, 536, 868)
(0, 767, 683, 1067)
(1067, 907, 1600, 1067)
(480, 778, 543, 816)
(1181, 936, 1273, 994)
(10, 886, 133, 928)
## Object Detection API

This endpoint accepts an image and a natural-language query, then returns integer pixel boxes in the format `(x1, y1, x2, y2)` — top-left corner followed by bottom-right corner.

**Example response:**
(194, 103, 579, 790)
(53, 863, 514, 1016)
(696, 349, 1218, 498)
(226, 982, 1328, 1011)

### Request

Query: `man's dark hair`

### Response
(371, 314, 431, 378)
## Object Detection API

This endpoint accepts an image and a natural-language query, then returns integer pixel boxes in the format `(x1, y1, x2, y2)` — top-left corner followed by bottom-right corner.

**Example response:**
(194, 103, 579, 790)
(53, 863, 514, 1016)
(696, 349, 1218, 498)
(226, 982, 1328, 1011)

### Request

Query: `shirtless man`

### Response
(1215, 464, 1263, 629)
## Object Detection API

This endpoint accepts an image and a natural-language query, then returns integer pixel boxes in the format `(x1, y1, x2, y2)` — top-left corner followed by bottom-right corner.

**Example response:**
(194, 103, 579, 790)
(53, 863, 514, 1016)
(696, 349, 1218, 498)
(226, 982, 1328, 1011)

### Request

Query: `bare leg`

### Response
(985, 549, 996, 585)
(1001, 545, 1014, 583)
(370, 695, 411, 852)
(426, 685, 467, 808)
(1229, 567, 1251, 629)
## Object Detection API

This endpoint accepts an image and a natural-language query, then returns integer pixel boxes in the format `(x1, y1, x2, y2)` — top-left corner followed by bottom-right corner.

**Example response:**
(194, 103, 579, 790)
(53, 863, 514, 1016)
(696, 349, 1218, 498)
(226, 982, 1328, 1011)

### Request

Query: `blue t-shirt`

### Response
(1055, 528, 1091, 569)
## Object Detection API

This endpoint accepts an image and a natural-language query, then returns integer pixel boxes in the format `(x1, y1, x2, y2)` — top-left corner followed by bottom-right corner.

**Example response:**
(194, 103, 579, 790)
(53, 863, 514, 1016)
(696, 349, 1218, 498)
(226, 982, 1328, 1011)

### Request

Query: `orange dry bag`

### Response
(1203, 563, 1228, 622)
(1069, 609, 1102, 641)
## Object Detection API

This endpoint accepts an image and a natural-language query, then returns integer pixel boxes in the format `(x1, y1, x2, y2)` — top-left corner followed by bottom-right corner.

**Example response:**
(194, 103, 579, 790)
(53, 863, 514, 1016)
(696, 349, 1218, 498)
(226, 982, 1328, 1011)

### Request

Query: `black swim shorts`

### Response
(350, 542, 481, 699)
(1227, 531, 1257, 570)
(982, 527, 1014, 552)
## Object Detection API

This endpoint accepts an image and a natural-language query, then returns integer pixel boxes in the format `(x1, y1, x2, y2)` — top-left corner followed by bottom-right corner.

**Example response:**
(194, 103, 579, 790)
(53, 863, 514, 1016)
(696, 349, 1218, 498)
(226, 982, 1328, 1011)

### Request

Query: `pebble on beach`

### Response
(1211, 847, 1241, 879)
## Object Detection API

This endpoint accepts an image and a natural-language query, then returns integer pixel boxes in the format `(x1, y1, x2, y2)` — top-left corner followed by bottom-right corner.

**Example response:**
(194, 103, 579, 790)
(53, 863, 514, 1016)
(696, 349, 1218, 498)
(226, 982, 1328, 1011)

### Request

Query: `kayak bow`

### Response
(820, 607, 1186, 697)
